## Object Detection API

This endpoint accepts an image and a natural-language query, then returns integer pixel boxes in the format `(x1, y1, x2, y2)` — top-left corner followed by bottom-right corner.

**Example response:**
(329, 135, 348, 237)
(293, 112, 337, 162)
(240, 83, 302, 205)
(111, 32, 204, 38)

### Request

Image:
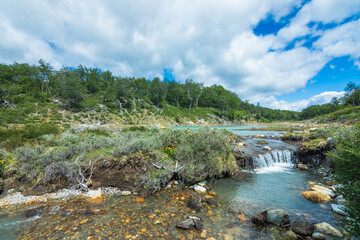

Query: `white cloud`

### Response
(262, 91, 346, 111)
(0, 0, 358, 110)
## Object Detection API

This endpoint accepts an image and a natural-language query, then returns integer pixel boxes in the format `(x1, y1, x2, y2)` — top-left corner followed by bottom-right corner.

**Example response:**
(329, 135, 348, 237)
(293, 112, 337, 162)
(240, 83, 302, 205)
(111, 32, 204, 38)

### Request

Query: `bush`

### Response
(326, 125, 360, 238)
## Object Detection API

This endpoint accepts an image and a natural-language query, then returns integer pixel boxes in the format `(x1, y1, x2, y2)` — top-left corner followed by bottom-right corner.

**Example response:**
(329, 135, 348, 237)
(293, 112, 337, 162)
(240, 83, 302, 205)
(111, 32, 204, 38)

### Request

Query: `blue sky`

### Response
(0, 0, 359, 111)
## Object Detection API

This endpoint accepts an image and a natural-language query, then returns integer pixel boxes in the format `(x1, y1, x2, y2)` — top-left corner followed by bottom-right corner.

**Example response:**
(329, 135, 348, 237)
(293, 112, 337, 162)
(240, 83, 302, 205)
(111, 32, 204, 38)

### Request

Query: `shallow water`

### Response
(0, 169, 339, 240)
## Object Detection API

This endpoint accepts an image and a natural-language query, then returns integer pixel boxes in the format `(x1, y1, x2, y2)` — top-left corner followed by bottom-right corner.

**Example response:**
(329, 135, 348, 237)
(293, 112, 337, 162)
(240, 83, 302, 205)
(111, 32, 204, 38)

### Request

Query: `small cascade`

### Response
(252, 149, 294, 173)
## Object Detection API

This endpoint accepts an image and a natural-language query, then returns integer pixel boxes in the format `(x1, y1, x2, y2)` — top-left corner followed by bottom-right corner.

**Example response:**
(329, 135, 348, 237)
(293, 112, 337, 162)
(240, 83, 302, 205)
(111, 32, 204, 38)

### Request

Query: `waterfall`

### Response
(252, 149, 294, 173)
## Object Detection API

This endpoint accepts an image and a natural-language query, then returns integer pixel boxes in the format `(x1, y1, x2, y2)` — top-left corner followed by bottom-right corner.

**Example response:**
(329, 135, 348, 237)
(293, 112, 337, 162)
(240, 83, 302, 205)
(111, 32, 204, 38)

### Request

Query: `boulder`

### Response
(311, 185, 335, 198)
(237, 142, 245, 147)
(251, 211, 267, 226)
(121, 191, 132, 196)
(267, 209, 290, 226)
(335, 195, 346, 204)
(297, 164, 309, 171)
(312, 232, 326, 240)
(176, 216, 202, 231)
(326, 137, 334, 145)
(291, 221, 314, 236)
(194, 185, 207, 193)
(263, 146, 272, 151)
(285, 230, 298, 239)
(331, 204, 347, 216)
(232, 172, 248, 181)
(187, 194, 202, 210)
(24, 208, 42, 218)
(315, 222, 343, 238)
(302, 191, 331, 203)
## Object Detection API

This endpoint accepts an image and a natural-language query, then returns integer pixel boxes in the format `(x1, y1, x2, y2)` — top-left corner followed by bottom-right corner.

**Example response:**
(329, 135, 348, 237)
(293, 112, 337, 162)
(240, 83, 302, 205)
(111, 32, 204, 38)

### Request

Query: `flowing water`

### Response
(0, 126, 340, 239)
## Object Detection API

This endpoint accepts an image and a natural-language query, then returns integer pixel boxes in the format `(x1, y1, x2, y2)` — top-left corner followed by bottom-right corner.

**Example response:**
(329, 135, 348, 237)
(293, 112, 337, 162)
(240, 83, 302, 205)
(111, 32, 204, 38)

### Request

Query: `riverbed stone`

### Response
(232, 172, 248, 181)
(302, 191, 331, 203)
(331, 204, 347, 216)
(187, 194, 202, 210)
(194, 185, 207, 193)
(314, 222, 343, 238)
(251, 211, 267, 226)
(176, 216, 202, 230)
(121, 191, 132, 196)
(267, 209, 290, 226)
(311, 185, 335, 198)
(312, 232, 326, 240)
(291, 221, 314, 236)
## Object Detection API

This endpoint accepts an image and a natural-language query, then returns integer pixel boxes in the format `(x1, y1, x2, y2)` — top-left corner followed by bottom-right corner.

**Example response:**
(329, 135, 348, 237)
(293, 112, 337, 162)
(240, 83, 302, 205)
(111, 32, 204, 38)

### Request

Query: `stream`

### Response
(0, 125, 341, 239)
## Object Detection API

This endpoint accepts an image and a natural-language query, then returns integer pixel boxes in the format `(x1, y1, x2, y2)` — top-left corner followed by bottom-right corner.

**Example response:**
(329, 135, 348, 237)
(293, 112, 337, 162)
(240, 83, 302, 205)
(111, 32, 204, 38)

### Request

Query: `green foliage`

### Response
(326, 125, 360, 237)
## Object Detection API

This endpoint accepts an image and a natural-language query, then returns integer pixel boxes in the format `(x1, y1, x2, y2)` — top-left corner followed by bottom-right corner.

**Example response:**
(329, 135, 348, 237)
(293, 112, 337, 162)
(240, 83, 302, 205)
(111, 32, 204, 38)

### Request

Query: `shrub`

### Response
(326, 125, 360, 238)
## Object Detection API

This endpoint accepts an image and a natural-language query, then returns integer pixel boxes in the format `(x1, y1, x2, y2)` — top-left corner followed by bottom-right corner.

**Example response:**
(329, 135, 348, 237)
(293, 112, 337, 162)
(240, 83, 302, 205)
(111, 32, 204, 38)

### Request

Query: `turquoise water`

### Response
(173, 125, 285, 136)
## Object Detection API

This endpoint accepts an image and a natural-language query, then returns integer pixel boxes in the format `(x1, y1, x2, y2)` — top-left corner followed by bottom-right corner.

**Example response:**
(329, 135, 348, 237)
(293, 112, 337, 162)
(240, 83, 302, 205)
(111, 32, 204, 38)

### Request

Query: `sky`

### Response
(0, 0, 359, 111)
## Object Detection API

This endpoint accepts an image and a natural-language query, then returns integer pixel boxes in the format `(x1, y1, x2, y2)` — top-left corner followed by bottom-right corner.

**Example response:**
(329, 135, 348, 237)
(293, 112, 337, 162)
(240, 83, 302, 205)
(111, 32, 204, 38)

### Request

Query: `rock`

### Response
(204, 197, 218, 206)
(263, 146, 272, 151)
(311, 185, 335, 198)
(237, 142, 245, 147)
(194, 185, 206, 193)
(24, 208, 42, 218)
(232, 171, 248, 181)
(82, 188, 102, 199)
(297, 163, 309, 171)
(302, 191, 331, 203)
(176, 218, 194, 230)
(267, 209, 290, 226)
(331, 204, 347, 216)
(291, 221, 314, 236)
(326, 137, 334, 145)
(315, 222, 343, 238)
(187, 194, 203, 210)
(176, 216, 202, 231)
(251, 211, 267, 226)
(121, 191, 132, 196)
(312, 232, 326, 240)
(335, 195, 346, 204)
(200, 229, 207, 238)
(198, 181, 206, 187)
(285, 230, 298, 239)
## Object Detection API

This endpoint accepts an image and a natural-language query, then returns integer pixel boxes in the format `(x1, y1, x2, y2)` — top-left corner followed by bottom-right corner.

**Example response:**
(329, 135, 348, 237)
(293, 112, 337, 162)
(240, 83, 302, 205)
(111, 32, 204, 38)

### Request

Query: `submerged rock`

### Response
(302, 191, 331, 203)
(267, 209, 290, 226)
(231, 171, 248, 181)
(291, 221, 314, 236)
(314, 222, 343, 238)
(187, 194, 202, 210)
(176, 216, 202, 230)
(251, 211, 267, 226)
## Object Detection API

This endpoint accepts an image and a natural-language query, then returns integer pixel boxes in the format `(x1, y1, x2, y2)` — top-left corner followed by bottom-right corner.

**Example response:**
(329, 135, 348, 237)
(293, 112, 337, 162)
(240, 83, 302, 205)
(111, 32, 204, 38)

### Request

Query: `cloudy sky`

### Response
(1, 0, 360, 111)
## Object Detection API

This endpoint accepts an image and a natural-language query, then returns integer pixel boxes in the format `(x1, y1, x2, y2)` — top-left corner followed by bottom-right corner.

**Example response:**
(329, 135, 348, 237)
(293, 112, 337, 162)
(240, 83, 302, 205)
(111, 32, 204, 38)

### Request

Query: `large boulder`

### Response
(267, 209, 290, 226)
(291, 221, 314, 236)
(302, 191, 331, 203)
(251, 211, 268, 226)
(311, 185, 335, 198)
(187, 194, 202, 210)
(314, 222, 343, 238)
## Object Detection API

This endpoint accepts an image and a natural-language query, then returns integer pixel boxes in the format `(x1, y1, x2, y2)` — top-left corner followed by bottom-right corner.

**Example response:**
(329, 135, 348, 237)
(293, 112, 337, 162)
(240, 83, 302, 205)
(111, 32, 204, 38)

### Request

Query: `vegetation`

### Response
(327, 125, 360, 238)
(0, 127, 237, 193)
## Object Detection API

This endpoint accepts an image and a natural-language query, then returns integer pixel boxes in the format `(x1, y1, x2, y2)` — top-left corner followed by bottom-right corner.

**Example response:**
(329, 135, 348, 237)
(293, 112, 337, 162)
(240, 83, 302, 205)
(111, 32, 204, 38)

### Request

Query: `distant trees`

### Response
(0, 60, 303, 122)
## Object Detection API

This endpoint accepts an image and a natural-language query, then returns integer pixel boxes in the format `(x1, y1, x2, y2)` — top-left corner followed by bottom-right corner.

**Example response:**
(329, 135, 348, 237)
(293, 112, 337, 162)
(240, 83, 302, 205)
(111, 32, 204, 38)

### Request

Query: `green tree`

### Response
(327, 125, 360, 237)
